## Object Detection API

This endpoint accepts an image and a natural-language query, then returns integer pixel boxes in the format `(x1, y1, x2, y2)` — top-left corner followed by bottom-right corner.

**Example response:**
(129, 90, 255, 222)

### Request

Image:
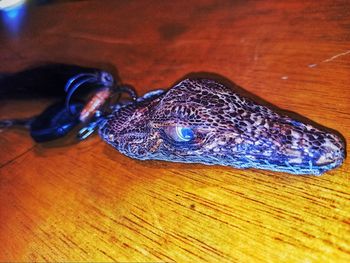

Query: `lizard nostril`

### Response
(315, 136, 345, 166)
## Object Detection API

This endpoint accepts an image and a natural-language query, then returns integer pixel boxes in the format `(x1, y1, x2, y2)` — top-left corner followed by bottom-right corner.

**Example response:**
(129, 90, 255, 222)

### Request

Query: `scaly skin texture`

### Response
(99, 78, 345, 175)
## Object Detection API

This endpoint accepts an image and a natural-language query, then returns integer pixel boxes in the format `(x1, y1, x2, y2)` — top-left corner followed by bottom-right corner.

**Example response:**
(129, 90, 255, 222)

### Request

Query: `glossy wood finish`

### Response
(0, 0, 349, 262)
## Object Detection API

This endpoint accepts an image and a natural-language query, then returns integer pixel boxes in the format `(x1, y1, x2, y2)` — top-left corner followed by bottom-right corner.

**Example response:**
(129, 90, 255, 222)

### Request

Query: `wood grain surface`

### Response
(0, 0, 349, 262)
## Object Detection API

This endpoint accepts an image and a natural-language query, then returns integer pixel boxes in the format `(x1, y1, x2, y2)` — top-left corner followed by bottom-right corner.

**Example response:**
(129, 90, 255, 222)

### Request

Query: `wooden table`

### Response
(1, 0, 349, 262)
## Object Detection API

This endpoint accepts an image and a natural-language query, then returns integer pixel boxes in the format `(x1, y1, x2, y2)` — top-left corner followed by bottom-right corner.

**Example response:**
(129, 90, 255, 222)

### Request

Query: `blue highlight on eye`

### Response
(175, 126, 195, 142)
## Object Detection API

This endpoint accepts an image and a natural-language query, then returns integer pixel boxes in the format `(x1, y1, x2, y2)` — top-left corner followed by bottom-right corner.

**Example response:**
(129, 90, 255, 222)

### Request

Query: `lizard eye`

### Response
(164, 126, 195, 142)
(176, 126, 195, 141)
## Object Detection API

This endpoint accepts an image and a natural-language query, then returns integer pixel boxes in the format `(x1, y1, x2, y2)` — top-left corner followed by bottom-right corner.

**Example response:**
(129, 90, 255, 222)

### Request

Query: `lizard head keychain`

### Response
(0, 65, 346, 175)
